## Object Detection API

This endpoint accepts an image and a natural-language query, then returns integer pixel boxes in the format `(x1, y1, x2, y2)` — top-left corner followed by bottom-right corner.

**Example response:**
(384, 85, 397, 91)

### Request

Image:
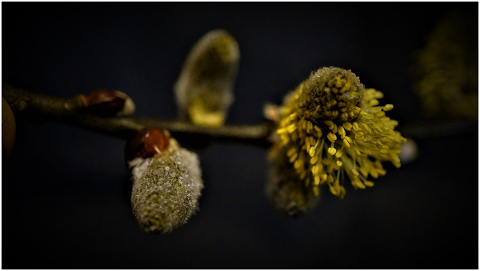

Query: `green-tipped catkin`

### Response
(174, 29, 240, 127)
(129, 140, 203, 234)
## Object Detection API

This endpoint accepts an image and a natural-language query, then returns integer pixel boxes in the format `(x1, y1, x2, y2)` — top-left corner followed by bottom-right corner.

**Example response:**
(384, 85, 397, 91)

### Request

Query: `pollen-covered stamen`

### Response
(328, 145, 336, 156)
(353, 122, 360, 131)
(383, 104, 394, 111)
(335, 148, 343, 158)
(338, 126, 346, 138)
(327, 132, 337, 143)
(342, 122, 353, 131)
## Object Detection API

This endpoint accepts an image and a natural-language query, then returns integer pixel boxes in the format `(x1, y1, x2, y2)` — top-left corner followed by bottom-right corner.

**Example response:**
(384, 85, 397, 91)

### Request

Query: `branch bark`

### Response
(2, 84, 276, 148)
(2, 84, 476, 149)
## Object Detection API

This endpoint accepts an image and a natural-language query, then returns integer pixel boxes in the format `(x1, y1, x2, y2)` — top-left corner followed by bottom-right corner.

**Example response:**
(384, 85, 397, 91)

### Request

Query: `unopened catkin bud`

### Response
(174, 29, 239, 127)
(126, 127, 203, 234)
(81, 89, 135, 117)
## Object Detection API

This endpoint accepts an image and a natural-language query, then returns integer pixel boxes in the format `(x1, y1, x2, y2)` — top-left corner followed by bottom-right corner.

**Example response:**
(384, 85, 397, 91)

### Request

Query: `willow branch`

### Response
(2, 84, 275, 148)
(2, 84, 476, 148)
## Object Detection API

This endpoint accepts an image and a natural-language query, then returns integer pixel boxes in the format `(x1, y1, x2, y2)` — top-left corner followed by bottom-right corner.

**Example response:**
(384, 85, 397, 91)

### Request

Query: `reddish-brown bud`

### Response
(125, 127, 170, 163)
(82, 89, 135, 117)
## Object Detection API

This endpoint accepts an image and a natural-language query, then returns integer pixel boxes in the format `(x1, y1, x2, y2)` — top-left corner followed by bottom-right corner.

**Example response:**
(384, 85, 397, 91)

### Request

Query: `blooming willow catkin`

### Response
(274, 67, 406, 201)
(266, 145, 320, 217)
(412, 10, 477, 120)
(126, 128, 203, 234)
(174, 29, 240, 127)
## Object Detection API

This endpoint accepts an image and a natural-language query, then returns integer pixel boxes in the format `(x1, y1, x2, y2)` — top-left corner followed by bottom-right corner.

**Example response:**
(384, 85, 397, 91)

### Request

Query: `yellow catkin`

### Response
(274, 67, 406, 201)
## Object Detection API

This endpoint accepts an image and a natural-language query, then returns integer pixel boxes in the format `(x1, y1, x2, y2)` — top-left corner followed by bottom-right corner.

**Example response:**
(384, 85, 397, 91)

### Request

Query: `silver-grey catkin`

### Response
(129, 141, 203, 234)
(174, 29, 240, 127)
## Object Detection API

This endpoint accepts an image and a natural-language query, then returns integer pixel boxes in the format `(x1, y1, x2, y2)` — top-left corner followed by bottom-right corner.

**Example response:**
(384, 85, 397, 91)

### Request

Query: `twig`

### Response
(2, 84, 276, 147)
(2, 84, 476, 148)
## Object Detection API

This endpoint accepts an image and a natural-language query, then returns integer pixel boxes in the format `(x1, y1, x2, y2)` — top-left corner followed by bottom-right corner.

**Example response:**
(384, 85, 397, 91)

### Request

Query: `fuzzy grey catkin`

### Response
(129, 141, 203, 234)
(174, 29, 239, 127)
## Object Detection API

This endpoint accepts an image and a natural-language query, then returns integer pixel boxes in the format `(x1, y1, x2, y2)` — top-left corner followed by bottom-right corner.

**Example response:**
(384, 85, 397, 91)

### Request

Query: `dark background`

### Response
(2, 2, 478, 268)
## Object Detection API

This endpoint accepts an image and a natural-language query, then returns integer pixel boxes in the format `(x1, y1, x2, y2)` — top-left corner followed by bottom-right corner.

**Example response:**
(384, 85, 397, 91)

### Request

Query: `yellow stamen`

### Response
(364, 180, 374, 187)
(287, 147, 297, 157)
(353, 122, 359, 131)
(339, 186, 346, 200)
(314, 176, 320, 186)
(300, 170, 307, 180)
(353, 178, 366, 189)
(355, 133, 364, 140)
(371, 169, 379, 178)
(287, 123, 297, 133)
(342, 122, 352, 131)
(327, 132, 337, 142)
(338, 126, 346, 138)
(294, 159, 303, 169)
(289, 152, 298, 163)
(307, 121, 313, 133)
(383, 104, 393, 111)
(329, 185, 338, 195)
(321, 173, 327, 181)
(361, 123, 371, 134)
(331, 124, 338, 133)
(327, 175, 334, 183)
(360, 167, 369, 177)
